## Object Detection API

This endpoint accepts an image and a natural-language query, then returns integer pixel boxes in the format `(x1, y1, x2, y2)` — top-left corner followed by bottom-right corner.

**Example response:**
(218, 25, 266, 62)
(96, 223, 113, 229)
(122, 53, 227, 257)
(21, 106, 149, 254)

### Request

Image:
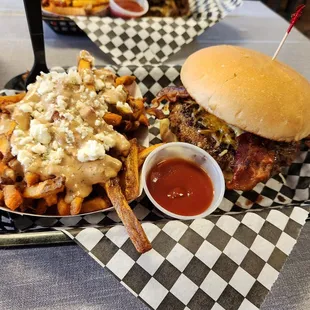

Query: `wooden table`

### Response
(0, 1, 310, 309)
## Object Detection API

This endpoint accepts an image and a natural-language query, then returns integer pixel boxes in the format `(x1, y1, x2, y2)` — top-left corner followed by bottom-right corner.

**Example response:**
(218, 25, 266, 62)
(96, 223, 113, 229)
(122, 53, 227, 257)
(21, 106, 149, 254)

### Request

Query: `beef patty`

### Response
(153, 86, 299, 191)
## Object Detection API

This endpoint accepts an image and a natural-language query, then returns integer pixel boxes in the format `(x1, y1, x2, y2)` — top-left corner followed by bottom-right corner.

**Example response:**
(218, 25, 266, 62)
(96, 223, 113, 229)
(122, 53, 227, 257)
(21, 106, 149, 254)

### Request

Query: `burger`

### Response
(152, 45, 310, 191)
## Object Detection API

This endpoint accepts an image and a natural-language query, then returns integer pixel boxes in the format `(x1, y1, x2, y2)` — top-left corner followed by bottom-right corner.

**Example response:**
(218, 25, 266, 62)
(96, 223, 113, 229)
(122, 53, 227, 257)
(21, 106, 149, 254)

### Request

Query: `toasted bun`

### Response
(181, 45, 310, 141)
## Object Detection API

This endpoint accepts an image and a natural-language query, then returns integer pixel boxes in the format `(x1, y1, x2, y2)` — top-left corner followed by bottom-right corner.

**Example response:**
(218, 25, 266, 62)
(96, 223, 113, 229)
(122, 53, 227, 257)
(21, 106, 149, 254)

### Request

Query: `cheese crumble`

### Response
(10, 66, 131, 169)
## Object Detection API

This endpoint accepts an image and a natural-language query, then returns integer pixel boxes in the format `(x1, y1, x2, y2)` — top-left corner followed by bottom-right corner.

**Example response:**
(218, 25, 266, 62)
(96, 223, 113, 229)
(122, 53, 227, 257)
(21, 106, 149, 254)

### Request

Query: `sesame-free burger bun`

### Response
(181, 45, 310, 142)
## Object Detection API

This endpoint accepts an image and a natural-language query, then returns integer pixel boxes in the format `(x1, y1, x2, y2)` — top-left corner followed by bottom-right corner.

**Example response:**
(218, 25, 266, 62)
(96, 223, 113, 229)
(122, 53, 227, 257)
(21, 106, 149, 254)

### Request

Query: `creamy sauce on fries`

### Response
(10, 55, 131, 202)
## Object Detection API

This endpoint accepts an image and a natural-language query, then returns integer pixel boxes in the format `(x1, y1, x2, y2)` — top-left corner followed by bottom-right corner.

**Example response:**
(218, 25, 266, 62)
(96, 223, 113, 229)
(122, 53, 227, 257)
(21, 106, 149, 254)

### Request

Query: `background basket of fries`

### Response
(41, 0, 191, 35)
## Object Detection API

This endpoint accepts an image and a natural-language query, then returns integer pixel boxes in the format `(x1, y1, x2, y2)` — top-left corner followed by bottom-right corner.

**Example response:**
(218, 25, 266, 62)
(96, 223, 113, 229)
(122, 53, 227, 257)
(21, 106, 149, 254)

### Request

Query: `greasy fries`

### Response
(138, 143, 164, 167)
(43, 0, 109, 16)
(57, 198, 70, 216)
(103, 113, 122, 126)
(70, 197, 83, 215)
(0, 93, 25, 110)
(23, 176, 65, 199)
(121, 139, 139, 201)
(3, 185, 23, 211)
(24, 172, 40, 187)
(44, 194, 58, 207)
(81, 196, 111, 213)
(104, 178, 152, 253)
(36, 200, 48, 215)
(115, 76, 136, 86)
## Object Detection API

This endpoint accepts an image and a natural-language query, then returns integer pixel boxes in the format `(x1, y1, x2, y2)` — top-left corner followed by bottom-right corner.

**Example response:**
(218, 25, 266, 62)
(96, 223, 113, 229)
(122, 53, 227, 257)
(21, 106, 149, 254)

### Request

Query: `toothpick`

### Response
(272, 5, 306, 60)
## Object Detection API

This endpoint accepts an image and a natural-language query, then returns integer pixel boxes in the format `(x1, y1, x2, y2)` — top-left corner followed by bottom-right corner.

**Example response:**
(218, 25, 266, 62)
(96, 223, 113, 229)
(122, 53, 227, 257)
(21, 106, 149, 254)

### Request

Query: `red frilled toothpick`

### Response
(272, 4, 306, 60)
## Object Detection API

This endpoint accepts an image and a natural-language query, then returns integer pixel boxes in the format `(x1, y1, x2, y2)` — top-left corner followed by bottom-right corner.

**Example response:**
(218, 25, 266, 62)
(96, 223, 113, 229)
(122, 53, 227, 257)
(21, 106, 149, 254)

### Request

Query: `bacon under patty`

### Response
(154, 86, 299, 191)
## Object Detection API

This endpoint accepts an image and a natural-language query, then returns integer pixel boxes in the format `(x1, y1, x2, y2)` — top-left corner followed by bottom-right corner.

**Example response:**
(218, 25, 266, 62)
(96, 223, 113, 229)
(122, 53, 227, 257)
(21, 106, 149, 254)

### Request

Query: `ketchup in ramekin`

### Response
(147, 158, 214, 216)
(141, 142, 225, 220)
(110, 0, 149, 18)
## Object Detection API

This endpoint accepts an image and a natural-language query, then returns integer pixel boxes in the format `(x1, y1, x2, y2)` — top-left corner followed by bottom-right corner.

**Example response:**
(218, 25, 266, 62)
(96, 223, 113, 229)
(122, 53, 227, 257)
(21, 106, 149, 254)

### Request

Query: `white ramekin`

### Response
(141, 142, 225, 220)
(109, 0, 149, 18)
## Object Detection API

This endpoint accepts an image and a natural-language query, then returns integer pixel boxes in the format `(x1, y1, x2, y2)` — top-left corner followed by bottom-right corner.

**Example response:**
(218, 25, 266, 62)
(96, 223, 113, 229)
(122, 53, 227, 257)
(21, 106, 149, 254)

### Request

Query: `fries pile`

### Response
(0, 50, 163, 253)
(42, 0, 109, 16)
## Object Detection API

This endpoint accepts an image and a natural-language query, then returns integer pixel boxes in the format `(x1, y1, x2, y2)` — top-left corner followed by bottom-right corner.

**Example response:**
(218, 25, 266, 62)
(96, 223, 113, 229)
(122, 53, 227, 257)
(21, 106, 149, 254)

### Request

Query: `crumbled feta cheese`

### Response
(65, 129, 75, 144)
(76, 125, 93, 139)
(17, 150, 33, 167)
(46, 92, 57, 102)
(116, 85, 123, 92)
(67, 70, 82, 85)
(37, 79, 54, 95)
(95, 79, 105, 91)
(95, 119, 101, 126)
(56, 95, 67, 109)
(52, 140, 59, 150)
(19, 136, 33, 145)
(63, 112, 74, 121)
(93, 100, 100, 108)
(12, 129, 24, 138)
(32, 143, 47, 154)
(95, 133, 116, 150)
(48, 148, 64, 164)
(116, 101, 133, 113)
(77, 140, 106, 162)
(83, 74, 92, 84)
(30, 120, 51, 145)
(89, 91, 96, 99)
(19, 103, 33, 113)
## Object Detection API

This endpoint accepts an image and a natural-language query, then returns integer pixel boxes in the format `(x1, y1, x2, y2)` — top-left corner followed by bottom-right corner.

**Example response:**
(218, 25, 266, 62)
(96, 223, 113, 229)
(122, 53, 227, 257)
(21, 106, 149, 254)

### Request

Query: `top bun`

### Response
(181, 45, 310, 141)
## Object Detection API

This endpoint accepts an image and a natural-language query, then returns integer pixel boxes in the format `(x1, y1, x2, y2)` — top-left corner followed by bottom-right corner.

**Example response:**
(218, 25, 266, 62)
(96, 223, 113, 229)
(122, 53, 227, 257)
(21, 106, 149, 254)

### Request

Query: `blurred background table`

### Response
(0, 1, 310, 309)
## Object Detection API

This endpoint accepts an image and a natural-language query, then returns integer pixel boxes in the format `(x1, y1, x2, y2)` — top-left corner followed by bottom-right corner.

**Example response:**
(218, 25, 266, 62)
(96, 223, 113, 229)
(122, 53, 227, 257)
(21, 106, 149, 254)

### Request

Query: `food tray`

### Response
(1, 64, 310, 241)
(43, 15, 85, 36)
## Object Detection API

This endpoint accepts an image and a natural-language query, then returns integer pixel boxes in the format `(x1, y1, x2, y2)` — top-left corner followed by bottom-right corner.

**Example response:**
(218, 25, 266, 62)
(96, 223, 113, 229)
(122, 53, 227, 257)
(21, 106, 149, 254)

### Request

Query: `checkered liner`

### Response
(61, 207, 309, 310)
(1, 65, 309, 231)
(70, 0, 243, 65)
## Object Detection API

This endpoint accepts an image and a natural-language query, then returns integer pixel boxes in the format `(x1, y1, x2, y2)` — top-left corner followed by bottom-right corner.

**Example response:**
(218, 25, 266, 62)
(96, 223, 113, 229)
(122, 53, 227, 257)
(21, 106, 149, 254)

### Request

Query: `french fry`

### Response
(23, 176, 65, 199)
(0, 93, 25, 106)
(104, 178, 152, 253)
(57, 197, 70, 216)
(138, 143, 164, 167)
(36, 199, 48, 215)
(115, 76, 136, 86)
(0, 118, 16, 137)
(0, 162, 16, 183)
(24, 172, 40, 187)
(3, 185, 23, 211)
(0, 190, 4, 204)
(44, 194, 58, 207)
(103, 112, 122, 126)
(78, 50, 95, 91)
(121, 138, 139, 201)
(138, 114, 149, 126)
(70, 197, 83, 215)
(81, 196, 111, 213)
(0, 135, 10, 161)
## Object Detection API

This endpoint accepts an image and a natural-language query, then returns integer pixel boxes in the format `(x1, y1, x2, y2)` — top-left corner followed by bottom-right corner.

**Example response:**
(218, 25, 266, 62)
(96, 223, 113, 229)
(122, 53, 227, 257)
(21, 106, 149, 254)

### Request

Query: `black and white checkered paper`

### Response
(70, 0, 243, 65)
(61, 207, 308, 310)
(1, 65, 310, 309)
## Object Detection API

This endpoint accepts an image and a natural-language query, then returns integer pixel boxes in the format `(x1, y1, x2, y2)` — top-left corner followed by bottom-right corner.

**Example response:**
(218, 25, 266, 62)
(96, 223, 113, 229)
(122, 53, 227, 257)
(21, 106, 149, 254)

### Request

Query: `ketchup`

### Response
(147, 158, 214, 216)
(114, 0, 144, 12)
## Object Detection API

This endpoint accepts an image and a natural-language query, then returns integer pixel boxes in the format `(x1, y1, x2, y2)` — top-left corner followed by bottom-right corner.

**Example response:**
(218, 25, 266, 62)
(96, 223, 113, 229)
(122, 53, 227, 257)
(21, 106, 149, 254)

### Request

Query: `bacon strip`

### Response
(227, 133, 275, 191)
(151, 86, 190, 107)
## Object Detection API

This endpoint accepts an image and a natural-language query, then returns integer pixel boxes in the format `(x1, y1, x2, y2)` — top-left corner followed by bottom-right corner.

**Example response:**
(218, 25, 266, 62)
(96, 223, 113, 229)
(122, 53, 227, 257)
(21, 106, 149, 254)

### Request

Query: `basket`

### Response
(42, 15, 85, 36)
